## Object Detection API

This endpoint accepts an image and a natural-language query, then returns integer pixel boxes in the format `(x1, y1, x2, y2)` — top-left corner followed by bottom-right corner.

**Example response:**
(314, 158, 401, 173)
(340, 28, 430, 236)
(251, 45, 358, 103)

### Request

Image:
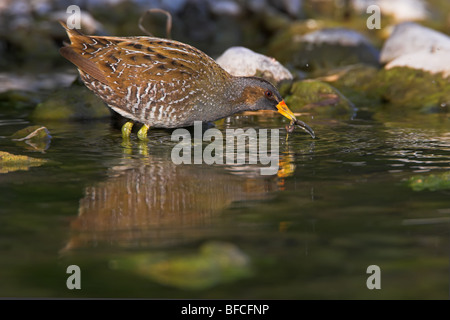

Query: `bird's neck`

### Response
(223, 76, 254, 113)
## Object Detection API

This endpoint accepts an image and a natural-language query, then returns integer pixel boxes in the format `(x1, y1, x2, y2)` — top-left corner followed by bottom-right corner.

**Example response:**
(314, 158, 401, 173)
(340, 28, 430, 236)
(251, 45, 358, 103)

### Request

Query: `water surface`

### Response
(0, 109, 449, 299)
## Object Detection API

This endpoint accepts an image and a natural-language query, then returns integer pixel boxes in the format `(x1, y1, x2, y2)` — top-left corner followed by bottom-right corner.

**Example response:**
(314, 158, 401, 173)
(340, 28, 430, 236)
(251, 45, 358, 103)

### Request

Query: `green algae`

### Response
(0, 151, 48, 174)
(286, 79, 355, 118)
(408, 172, 450, 192)
(113, 241, 252, 290)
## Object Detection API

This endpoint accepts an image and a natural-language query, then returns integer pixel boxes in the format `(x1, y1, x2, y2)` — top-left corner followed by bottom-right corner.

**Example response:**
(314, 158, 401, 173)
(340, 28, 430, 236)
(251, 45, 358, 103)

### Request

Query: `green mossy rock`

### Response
(322, 65, 450, 114)
(291, 42, 379, 73)
(408, 171, 450, 191)
(113, 241, 252, 290)
(372, 67, 450, 113)
(286, 79, 356, 118)
(320, 64, 381, 107)
(31, 85, 110, 121)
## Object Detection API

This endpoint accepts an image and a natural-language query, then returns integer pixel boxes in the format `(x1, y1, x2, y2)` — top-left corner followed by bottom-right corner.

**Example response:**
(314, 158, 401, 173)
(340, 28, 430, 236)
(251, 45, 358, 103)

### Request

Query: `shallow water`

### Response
(0, 107, 449, 299)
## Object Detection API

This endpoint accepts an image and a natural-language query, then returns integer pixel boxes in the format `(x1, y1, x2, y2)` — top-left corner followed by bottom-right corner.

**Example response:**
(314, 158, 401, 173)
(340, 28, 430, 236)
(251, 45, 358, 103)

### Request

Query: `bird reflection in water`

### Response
(62, 144, 301, 251)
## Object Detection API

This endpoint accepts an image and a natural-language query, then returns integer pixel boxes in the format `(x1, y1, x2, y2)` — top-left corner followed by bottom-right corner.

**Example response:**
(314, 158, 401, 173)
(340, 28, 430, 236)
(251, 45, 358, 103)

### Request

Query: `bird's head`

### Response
(233, 77, 315, 138)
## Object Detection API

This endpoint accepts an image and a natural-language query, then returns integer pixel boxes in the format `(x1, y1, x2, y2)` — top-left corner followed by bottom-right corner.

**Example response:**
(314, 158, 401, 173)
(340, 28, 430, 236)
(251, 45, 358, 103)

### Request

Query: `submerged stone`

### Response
(373, 67, 450, 113)
(216, 46, 293, 85)
(322, 63, 450, 113)
(286, 79, 356, 119)
(113, 241, 252, 290)
(11, 125, 52, 152)
(408, 172, 450, 192)
(31, 84, 110, 121)
(320, 64, 381, 107)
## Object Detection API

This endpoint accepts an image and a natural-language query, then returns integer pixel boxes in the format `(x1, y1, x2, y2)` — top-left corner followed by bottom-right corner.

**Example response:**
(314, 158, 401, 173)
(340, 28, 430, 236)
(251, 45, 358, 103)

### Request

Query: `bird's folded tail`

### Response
(59, 20, 109, 85)
(59, 20, 84, 43)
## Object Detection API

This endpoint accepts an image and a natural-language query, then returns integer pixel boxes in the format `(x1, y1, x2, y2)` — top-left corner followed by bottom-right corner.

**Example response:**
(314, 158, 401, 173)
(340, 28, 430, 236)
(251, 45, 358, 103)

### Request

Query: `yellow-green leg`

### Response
(137, 124, 150, 141)
(121, 121, 134, 139)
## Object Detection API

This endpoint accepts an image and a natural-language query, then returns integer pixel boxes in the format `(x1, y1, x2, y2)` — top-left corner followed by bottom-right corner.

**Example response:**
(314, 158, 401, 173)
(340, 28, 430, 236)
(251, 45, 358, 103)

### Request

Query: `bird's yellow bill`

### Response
(276, 100, 297, 121)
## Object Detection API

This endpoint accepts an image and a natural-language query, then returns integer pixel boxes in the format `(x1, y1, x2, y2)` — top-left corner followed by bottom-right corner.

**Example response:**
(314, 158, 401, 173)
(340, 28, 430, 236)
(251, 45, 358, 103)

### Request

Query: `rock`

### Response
(266, 21, 321, 65)
(380, 22, 450, 64)
(11, 125, 52, 152)
(0, 151, 48, 174)
(373, 67, 450, 113)
(352, 0, 429, 22)
(216, 46, 293, 85)
(385, 49, 450, 78)
(408, 171, 450, 192)
(112, 241, 252, 290)
(31, 84, 110, 121)
(289, 28, 380, 72)
(320, 64, 380, 107)
(286, 79, 356, 118)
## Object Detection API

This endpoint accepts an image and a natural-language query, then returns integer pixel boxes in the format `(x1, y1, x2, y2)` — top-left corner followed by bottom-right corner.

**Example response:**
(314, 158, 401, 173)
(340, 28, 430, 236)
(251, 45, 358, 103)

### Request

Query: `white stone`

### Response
(216, 46, 293, 82)
(380, 22, 450, 64)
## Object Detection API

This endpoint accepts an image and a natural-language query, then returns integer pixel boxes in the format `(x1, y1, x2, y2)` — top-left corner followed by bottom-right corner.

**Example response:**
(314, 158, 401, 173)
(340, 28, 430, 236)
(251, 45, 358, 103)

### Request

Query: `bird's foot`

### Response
(137, 124, 150, 141)
(121, 121, 134, 139)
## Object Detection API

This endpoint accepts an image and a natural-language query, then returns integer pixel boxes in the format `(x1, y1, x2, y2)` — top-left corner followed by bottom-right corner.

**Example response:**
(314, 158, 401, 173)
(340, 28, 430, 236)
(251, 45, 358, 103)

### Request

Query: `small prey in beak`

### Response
(276, 101, 315, 139)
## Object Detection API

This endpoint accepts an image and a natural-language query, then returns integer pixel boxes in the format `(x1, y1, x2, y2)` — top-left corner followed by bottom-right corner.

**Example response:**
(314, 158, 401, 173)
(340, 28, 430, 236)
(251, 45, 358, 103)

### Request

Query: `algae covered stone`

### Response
(385, 50, 450, 79)
(373, 67, 450, 113)
(320, 64, 381, 107)
(112, 241, 252, 290)
(286, 79, 356, 118)
(408, 172, 450, 191)
(31, 84, 110, 121)
(274, 27, 380, 73)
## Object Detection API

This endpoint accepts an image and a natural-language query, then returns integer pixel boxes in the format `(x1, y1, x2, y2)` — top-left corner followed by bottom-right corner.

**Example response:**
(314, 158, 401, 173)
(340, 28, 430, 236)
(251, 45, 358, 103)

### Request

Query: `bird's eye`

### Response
(264, 90, 273, 98)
